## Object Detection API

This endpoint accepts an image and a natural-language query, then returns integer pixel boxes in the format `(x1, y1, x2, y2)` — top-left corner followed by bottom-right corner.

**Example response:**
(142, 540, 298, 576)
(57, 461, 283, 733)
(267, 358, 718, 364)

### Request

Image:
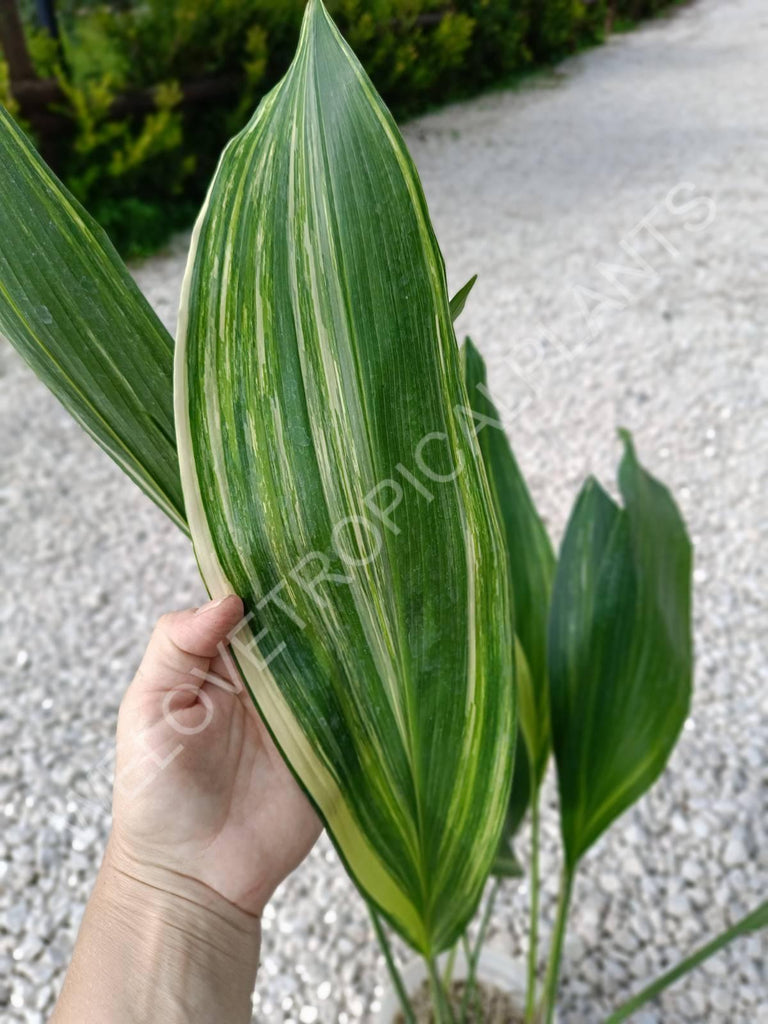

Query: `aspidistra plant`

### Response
(1, 2, 765, 1020)
(450, 347, 764, 1024)
(0, 0, 515, 959)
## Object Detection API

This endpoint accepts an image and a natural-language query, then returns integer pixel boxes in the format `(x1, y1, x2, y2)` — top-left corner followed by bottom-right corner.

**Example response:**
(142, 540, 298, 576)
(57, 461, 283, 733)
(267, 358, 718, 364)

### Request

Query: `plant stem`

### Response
(427, 953, 455, 1024)
(459, 934, 473, 1023)
(602, 900, 768, 1023)
(368, 903, 417, 1024)
(459, 877, 502, 1023)
(443, 940, 459, 987)
(540, 867, 574, 1024)
(525, 781, 541, 1023)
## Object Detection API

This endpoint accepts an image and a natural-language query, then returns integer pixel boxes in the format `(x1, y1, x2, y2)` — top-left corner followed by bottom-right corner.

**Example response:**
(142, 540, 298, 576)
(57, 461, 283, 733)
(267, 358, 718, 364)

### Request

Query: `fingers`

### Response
(133, 595, 245, 696)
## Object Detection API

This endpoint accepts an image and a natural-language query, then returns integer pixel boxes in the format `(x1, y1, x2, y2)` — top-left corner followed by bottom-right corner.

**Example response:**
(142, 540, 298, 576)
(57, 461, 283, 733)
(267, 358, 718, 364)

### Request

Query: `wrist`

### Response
(54, 839, 261, 1024)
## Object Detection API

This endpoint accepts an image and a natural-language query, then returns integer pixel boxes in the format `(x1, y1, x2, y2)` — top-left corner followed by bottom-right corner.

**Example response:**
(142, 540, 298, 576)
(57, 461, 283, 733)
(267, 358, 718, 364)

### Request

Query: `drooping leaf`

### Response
(449, 274, 477, 321)
(461, 338, 555, 870)
(0, 105, 186, 532)
(548, 431, 693, 870)
(175, 0, 514, 954)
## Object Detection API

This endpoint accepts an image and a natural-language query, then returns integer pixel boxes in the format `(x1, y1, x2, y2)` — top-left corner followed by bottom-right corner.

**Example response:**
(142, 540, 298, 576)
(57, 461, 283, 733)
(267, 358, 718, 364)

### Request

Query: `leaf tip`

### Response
(617, 426, 636, 456)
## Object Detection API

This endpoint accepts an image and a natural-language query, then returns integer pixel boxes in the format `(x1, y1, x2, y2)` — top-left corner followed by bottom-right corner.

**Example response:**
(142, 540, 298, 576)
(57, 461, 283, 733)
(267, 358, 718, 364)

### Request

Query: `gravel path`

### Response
(1, 0, 766, 1020)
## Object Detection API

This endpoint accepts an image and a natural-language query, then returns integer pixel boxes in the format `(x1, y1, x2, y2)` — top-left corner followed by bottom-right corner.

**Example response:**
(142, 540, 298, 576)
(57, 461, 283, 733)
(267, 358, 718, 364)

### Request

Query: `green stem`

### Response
(525, 781, 541, 1023)
(459, 877, 502, 1023)
(459, 934, 473, 1023)
(368, 904, 416, 1024)
(540, 867, 574, 1024)
(443, 940, 459, 987)
(427, 953, 455, 1024)
(603, 900, 768, 1023)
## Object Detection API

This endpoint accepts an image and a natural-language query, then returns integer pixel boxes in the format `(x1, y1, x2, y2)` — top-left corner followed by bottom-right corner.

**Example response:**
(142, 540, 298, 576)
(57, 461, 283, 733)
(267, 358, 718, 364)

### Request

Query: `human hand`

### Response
(53, 596, 321, 1024)
(109, 594, 322, 916)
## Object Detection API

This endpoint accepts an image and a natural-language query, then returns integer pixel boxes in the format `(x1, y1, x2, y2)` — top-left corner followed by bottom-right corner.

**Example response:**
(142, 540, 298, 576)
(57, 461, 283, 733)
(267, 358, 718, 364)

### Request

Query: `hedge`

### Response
(1, 0, 683, 258)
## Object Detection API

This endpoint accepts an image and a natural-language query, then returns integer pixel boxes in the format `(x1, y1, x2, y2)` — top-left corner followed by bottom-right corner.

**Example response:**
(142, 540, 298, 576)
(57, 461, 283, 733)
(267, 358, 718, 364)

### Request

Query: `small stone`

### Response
(5, 902, 28, 934)
(631, 1012, 659, 1024)
(613, 929, 638, 954)
(723, 835, 748, 867)
(686, 989, 708, 1016)
(681, 860, 702, 884)
(710, 987, 732, 1014)
(600, 872, 621, 895)
(667, 892, 690, 919)
(35, 983, 53, 1011)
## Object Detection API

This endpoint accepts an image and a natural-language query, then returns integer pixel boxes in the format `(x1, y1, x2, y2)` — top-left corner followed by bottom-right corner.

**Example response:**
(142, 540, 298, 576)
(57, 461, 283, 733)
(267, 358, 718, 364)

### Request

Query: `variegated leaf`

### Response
(175, 0, 514, 953)
(0, 105, 185, 532)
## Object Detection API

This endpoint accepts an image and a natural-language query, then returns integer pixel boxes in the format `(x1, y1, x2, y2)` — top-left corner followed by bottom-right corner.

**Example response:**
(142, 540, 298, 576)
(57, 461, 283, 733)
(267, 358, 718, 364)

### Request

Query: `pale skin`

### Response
(51, 594, 321, 1024)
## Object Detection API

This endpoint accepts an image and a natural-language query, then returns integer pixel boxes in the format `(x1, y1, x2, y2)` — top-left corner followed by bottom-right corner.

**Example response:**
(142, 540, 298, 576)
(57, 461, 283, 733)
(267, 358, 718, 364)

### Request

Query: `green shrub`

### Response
(453, 0, 531, 88)
(3, 0, 678, 256)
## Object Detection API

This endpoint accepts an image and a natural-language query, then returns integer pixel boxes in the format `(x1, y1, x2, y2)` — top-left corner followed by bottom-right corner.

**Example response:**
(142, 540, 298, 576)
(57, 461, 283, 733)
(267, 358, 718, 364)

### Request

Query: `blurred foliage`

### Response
(0, 57, 19, 117)
(2, 0, 680, 257)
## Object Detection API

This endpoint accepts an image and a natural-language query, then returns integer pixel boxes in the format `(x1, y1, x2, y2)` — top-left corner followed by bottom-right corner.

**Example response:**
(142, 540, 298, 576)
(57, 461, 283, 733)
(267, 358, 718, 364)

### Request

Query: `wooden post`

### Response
(0, 0, 37, 84)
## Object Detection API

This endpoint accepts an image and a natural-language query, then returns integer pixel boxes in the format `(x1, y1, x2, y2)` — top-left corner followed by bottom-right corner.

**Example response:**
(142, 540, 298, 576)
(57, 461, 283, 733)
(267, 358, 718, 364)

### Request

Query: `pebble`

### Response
(723, 835, 749, 868)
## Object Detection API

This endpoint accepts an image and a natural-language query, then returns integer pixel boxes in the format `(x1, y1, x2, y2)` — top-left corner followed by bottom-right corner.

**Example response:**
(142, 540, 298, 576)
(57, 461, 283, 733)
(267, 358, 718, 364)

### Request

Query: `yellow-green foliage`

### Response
(0, 57, 19, 117)
(3, 0, 675, 256)
(336, 0, 475, 107)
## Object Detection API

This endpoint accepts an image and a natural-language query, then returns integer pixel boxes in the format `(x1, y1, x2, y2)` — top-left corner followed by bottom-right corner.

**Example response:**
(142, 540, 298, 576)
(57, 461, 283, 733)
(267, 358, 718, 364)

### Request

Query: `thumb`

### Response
(132, 594, 245, 697)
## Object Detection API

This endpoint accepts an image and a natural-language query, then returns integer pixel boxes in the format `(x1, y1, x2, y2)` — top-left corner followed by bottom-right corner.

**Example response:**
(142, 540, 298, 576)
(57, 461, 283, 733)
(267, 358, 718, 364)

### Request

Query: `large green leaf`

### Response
(175, 0, 514, 954)
(461, 338, 555, 866)
(0, 105, 186, 532)
(548, 432, 692, 869)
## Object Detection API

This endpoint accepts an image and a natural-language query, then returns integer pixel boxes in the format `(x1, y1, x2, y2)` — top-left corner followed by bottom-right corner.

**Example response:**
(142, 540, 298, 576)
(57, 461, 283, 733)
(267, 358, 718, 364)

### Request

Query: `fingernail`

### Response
(194, 596, 228, 615)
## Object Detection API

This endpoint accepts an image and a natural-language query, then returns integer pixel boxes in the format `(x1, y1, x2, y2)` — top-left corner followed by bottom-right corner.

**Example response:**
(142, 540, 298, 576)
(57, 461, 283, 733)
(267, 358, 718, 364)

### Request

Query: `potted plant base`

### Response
(378, 949, 558, 1024)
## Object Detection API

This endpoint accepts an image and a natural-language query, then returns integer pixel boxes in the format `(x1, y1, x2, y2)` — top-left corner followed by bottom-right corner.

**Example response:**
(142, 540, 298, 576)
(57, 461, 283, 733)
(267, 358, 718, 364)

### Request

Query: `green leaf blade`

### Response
(449, 274, 477, 321)
(549, 434, 693, 869)
(461, 338, 555, 868)
(0, 105, 186, 532)
(176, 0, 514, 954)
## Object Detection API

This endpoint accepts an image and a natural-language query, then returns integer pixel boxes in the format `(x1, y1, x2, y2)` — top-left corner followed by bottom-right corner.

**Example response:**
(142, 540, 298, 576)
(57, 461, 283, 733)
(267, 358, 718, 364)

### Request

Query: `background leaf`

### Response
(175, 0, 514, 954)
(548, 431, 693, 869)
(461, 338, 555, 869)
(0, 105, 186, 532)
(449, 274, 477, 321)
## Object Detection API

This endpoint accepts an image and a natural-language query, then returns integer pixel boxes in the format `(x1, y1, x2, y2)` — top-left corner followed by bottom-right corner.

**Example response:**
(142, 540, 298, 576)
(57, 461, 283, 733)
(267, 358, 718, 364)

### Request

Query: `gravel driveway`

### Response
(1, 0, 766, 1020)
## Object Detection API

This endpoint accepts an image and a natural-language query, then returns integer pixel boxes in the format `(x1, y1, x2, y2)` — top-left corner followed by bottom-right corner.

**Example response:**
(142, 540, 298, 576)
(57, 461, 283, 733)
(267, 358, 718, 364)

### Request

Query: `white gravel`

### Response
(1, 0, 766, 1020)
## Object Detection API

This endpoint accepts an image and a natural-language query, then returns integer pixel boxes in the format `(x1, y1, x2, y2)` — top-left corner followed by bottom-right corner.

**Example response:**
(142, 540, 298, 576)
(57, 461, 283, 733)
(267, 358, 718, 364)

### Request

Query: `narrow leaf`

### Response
(449, 274, 477, 321)
(548, 432, 693, 869)
(175, 0, 514, 954)
(604, 900, 768, 1023)
(461, 338, 555, 868)
(0, 105, 186, 532)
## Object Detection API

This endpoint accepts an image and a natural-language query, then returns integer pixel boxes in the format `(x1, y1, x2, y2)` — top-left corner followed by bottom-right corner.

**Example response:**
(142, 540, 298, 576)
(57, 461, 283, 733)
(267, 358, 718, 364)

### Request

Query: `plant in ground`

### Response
(0, 2, 764, 1021)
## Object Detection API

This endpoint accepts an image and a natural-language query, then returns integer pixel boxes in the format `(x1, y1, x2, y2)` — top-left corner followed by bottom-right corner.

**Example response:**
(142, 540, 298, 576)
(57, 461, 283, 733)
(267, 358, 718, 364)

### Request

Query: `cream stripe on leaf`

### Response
(548, 431, 693, 870)
(175, 0, 514, 953)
